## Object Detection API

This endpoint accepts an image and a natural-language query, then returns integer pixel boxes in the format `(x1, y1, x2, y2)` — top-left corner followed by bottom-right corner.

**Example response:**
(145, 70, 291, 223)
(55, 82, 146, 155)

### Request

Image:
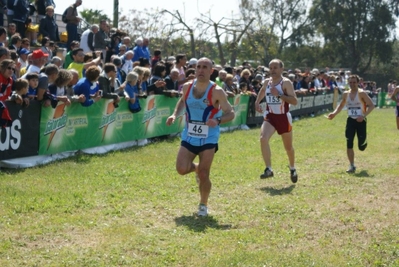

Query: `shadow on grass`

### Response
(260, 185, 296, 196)
(353, 170, 373, 178)
(174, 215, 232, 232)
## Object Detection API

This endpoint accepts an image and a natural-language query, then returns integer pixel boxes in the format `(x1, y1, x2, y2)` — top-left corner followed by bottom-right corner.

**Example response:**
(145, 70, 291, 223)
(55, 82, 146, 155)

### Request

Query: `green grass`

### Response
(1, 108, 398, 267)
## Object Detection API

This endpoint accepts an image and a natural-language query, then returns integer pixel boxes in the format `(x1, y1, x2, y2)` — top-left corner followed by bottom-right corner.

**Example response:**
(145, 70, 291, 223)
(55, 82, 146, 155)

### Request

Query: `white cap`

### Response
(188, 58, 198, 66)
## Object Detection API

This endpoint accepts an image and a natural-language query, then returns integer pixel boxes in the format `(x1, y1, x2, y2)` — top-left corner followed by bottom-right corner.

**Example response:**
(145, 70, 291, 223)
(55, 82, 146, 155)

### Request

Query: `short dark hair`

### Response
(0, 27, 6, 36)
(103, 63, 116, 74)
(14, 78, 29, 92)
(71, 48, 84, 57)
(26, 73, 39, 81)
(154, 49, 161, 56)
(85, 66, 100, 82)
(175, 54, 186, 64)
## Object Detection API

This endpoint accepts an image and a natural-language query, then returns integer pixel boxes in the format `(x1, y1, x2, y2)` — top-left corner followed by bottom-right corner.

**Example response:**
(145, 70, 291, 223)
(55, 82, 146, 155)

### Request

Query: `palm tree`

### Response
(80, 9, 111, 25)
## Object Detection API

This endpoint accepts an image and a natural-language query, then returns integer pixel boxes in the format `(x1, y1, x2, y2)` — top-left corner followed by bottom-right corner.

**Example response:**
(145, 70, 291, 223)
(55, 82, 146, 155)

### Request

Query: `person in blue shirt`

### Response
(165, 57, 235, 217)
(123, 71, 140, 113)
(73, 66, 101, 107)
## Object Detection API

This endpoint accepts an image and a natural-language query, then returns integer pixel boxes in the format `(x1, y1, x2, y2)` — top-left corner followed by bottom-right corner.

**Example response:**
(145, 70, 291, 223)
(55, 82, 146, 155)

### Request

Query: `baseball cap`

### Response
(18, 48, 30, 55)
(188, 58, 198, 66)
(32, 49, 49, 59)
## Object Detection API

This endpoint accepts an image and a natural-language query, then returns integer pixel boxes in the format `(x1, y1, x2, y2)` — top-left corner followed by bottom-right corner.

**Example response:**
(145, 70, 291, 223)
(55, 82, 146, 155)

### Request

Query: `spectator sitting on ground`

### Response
(67, 48, 102, 79)
(123, 71, 141, 113)
(73, 66, 101, 107)
(9, 78, 29, 107)
(98, 63, 120, 108)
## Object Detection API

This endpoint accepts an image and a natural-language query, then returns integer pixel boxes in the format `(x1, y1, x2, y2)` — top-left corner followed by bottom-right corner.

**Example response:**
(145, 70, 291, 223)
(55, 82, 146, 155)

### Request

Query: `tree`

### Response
(80, 8, 110, 25)
(309, 0, 397, 75)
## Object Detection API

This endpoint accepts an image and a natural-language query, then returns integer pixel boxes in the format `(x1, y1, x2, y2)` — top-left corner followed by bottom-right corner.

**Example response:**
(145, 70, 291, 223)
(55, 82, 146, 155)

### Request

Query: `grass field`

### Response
(0, 108, 398, 267)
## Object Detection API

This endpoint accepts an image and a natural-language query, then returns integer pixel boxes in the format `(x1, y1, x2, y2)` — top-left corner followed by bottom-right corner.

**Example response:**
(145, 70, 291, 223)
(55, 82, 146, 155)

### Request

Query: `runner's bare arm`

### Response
(359, 91, 375, 117)
(281, 79, 297, 105)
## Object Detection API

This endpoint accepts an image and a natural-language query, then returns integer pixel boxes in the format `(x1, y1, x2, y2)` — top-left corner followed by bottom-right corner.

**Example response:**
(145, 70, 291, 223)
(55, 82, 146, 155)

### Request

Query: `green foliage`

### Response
(309, 0, 396, 74)
(80, 8, 110, 25)
(0, 109, 398, 266)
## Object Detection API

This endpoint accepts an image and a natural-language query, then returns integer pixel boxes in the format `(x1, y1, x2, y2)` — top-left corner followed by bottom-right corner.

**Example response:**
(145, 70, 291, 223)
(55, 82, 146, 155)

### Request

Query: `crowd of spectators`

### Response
(0, 0, 383, 128)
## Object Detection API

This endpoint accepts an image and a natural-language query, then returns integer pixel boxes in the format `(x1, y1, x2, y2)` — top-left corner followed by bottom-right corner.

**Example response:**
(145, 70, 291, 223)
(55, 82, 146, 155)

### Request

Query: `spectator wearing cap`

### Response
(188, 58, 197, 69)
(39, 6, 59, 43)
(24, 49, 48, 74)
(18, 48, 30, 68)
(80, 24, 98, 54)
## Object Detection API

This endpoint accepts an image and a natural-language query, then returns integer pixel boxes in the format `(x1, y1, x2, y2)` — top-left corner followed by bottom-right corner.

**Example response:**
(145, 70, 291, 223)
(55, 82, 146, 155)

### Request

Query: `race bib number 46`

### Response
(348, 107, 363, 117)
(187, 121, 209, 138)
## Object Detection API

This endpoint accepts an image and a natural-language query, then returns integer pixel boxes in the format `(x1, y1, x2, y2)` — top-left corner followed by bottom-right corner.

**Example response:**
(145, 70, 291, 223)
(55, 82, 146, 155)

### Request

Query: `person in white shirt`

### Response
(17, 48, 30, 69)
(80, 24, 99, 54)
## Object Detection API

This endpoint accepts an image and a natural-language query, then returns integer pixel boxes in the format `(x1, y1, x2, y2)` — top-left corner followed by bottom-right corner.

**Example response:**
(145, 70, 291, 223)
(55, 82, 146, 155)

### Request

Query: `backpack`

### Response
(61, 7, 69, 23)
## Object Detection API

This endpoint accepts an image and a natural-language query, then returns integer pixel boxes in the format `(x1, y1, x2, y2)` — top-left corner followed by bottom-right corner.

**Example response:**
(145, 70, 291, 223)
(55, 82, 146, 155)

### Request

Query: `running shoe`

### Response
(197, 204, 208, 217)
(290, 169, 298, 183)
(260, 167, 274, 179)
(346, 165, 356, 173)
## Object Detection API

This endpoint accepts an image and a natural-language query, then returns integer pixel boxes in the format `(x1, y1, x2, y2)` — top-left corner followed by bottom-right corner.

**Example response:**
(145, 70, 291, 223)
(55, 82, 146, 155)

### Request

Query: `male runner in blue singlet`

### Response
(166, 57, 235, 216)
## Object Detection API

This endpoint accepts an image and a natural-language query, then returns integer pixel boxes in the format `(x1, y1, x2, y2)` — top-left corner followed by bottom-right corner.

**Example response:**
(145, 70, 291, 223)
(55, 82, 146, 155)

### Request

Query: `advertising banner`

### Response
(0, 101, 41, 160)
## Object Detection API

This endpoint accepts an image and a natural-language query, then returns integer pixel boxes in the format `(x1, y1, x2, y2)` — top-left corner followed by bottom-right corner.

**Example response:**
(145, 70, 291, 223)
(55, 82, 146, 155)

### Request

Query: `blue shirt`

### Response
(181, 80, 222, 146)
(125, 83, 140, 111)
(73, 78, 99, 107)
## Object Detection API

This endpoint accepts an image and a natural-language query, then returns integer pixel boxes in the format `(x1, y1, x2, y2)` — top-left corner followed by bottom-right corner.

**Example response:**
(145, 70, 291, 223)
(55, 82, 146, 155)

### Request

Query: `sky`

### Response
(55, 0, 240, 24)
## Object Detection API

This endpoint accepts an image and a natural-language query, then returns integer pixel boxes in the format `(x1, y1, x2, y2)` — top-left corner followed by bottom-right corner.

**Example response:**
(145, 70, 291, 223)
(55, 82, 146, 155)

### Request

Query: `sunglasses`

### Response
(7, 66, 15, 71)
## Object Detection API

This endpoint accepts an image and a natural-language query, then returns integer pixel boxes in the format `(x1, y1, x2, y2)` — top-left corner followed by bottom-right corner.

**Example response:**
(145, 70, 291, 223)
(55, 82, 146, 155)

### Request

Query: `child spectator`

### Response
(124, 71, 141, 113)
(9, 78, 29, 107)
(26, 72, 39, 99)
(48, 69, 72, 106)
(73, 66, 102, 107)
(240, 82, 249, 95)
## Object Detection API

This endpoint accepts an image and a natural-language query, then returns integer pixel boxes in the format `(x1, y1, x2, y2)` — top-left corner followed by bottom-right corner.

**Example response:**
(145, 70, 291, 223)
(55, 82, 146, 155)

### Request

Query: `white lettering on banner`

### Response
(187, 121, 209, 138)
(314, 95, 325, 106)
(301, 96, 314, 108)
(290, 97, 302, 111)
(0, 120, 21, 151)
